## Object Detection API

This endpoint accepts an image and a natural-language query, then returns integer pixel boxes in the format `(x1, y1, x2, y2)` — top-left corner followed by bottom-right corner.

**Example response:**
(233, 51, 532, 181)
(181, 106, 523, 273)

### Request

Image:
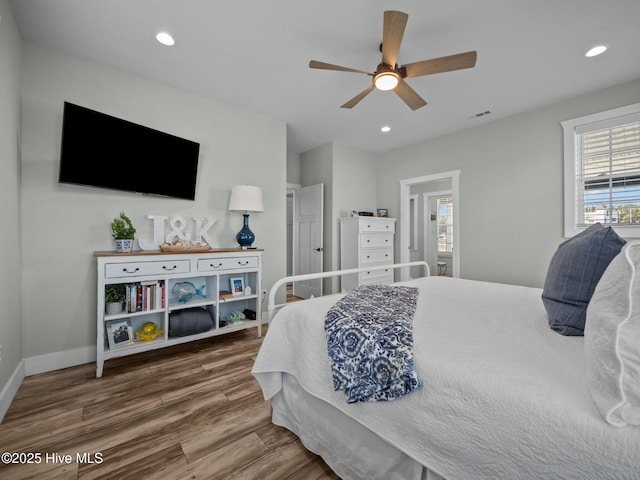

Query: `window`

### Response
(436, 197, 453, 253)
(562, 103, 640, 238)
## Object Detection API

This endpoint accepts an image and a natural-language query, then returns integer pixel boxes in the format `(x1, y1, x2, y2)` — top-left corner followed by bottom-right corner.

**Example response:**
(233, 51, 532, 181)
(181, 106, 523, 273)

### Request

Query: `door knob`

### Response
(314, 247, 323, 252)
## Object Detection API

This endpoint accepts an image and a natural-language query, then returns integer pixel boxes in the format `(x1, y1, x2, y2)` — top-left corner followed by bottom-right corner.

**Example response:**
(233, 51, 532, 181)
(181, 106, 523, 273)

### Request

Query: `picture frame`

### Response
(230, 277, 245, 296)
(377, 208, 388, 217)
(106, 319, 134, 349)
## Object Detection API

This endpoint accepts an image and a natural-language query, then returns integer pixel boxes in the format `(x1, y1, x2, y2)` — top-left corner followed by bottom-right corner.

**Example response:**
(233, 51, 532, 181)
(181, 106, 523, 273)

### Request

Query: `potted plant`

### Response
(105, 284, 126, 314)
(111, 212, 136, 253)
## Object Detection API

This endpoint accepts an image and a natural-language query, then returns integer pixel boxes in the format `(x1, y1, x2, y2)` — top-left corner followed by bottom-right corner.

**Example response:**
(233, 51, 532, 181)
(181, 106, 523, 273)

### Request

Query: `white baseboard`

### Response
(1, 346, 95, 423)
(24, 345, 96, 376)
(0, 360, 25, 423)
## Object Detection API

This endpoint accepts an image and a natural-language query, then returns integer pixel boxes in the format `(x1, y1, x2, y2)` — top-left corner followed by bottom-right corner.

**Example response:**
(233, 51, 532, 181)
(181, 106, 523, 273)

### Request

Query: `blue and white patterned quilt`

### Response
(324, 284, 422, 403)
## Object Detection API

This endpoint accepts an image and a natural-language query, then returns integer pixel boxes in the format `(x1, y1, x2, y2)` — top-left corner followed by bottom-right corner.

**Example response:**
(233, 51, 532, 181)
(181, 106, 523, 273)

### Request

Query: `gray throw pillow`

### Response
(542, 223, 625, 336)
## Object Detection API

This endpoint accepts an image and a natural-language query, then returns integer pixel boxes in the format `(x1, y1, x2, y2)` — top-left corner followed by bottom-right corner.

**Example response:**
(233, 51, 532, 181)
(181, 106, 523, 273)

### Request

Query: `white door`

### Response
(293, 184, 323, 298)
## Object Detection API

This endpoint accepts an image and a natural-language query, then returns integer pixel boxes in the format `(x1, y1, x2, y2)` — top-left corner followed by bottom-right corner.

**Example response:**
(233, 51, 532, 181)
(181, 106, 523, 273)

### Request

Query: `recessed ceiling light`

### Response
(381, 126, 391, 133)
(585, 45, 607, 57)
(156, 31, 175, 46)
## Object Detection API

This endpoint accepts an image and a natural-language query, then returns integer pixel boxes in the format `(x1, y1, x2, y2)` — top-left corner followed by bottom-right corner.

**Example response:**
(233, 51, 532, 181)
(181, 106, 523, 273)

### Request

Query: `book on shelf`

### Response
(124, 280, 165, 313)
(219, 290, 233, 301)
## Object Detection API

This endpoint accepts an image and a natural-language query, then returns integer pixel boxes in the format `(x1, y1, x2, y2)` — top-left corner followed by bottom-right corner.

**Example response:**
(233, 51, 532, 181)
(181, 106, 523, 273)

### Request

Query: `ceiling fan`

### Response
(309, 10, 477, 110)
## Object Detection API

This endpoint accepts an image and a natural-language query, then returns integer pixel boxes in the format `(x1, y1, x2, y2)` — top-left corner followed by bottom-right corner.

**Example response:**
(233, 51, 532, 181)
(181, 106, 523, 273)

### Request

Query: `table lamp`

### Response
(228, 185, 264, 249)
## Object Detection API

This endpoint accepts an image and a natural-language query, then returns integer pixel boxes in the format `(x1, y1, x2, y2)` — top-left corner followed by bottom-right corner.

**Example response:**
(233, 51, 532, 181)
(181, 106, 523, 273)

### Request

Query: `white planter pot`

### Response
(105, 302, 123, 315)
(115, 239, 134, 253)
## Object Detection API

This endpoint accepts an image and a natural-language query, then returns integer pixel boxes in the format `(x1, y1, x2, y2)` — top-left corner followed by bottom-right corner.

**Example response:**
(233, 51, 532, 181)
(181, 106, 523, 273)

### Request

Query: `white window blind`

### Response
(576, 118, 640, 226)
(562, 103, 640, 238)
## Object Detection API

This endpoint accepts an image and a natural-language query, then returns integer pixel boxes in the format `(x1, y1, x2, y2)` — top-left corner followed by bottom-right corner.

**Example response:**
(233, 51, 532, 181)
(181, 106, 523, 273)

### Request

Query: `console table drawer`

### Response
(105, 260, 190, 278)
(197, 256, 259, 272)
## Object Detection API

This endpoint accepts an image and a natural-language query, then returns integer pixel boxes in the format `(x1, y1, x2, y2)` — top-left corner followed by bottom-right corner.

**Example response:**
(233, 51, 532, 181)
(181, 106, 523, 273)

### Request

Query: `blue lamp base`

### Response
(236, 213, 255, 249)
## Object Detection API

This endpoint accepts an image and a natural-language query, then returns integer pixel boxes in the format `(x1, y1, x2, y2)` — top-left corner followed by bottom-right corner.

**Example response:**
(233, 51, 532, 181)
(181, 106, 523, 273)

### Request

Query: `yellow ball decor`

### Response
(135, 321, 164, 341)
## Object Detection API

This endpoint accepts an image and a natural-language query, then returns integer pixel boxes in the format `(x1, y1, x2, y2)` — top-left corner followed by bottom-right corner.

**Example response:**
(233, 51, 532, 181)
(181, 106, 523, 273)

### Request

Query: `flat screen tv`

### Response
(59, 102, 200, 200)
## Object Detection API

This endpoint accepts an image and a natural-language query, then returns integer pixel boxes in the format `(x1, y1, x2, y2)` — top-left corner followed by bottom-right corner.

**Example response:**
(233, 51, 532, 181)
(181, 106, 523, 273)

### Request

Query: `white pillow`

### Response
(585, 241, 640, 427)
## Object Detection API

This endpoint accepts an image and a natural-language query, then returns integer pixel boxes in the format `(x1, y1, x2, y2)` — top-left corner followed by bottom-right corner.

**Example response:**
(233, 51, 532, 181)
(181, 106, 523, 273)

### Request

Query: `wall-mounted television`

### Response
(59, 102, 200, 200)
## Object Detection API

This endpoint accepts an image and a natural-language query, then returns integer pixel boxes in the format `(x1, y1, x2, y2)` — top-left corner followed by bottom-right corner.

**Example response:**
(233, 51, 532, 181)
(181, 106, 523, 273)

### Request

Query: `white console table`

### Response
(95, 249, 262, 378)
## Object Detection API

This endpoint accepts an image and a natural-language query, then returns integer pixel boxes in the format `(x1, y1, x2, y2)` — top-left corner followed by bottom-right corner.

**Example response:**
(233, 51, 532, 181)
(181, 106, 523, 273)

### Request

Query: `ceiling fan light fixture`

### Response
(374, 71, 400, 91)
(585, 45, 607, 57)
(155, 31, 175, 46)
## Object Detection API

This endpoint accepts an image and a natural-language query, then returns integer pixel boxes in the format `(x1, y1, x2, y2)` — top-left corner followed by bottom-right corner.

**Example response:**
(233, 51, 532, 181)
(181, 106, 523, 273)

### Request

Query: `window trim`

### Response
(562, 102, 640, 239)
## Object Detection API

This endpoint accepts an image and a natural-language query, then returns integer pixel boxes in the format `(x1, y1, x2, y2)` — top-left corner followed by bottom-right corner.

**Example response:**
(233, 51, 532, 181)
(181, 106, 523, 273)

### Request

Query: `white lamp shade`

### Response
(228, 185, 264, 213)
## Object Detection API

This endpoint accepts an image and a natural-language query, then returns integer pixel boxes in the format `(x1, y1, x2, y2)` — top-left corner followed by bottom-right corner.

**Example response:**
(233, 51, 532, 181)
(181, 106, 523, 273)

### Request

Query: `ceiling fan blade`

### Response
(403, 51, 477, 78)
(382, 10, 408, 67)
(394, 80, 427, 111)
(309, 60, 372, 75)
(341, 85, 376, 109)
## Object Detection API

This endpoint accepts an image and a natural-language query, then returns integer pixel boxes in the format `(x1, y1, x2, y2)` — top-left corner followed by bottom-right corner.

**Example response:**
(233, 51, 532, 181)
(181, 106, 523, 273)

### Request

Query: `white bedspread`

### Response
(252, 277, 640, 480)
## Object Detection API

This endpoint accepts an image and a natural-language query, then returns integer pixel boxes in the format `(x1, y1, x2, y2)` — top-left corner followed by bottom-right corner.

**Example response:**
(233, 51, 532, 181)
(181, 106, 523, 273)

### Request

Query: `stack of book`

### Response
(125, 280, 165, 312)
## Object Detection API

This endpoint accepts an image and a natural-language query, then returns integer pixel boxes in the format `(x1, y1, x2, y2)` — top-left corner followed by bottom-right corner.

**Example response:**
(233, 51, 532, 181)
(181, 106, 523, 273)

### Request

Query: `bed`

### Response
(252, 238, 640, 479)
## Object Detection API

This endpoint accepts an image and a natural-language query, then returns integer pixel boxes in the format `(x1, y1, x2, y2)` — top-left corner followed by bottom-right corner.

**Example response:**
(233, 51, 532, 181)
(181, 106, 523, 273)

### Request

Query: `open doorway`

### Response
(423, 192, 453, 277)
(399, 170, 460, 280)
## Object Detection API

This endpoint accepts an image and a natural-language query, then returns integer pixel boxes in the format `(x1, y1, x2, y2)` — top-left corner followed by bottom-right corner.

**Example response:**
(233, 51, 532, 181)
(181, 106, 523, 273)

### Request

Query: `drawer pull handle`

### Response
(162, 265, 178, 271)
(122, 267, 140, 274)
(238, 261, 249, 266)
(210, 263, 223, 268)
(367, 239, 370, 242)
(385, 239, 389, 242)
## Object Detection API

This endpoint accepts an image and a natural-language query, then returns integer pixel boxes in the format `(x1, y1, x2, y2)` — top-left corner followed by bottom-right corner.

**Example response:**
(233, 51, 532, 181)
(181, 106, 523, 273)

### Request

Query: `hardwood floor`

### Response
(0, 328, 340, 480)
(286, 283, 303, 303)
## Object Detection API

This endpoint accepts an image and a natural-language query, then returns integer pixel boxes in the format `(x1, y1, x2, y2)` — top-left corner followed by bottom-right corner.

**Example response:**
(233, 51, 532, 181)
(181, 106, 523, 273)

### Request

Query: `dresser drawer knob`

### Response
(210, 263, 223, 268)
(238, 260, 249, 266)
(162, 265, 178, 271)
(122, 267, 140, 274)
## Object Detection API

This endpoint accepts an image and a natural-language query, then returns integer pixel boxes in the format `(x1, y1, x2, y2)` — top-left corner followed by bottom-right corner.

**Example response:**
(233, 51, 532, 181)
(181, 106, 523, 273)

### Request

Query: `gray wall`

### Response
(300, 144, 334, 292)
(377, 79, 640, 288)
(0, 0, 23, 405)
(300, 142, 377, 293)
(19, 43, 287, 360)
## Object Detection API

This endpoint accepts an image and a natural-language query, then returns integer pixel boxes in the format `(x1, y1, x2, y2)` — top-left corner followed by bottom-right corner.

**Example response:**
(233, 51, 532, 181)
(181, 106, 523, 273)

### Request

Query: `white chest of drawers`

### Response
(339, 216, 396, 291)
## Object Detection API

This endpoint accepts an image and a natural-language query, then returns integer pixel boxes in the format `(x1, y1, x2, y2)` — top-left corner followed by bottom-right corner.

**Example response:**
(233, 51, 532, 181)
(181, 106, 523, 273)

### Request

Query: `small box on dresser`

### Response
(339, 216, 396, 291)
